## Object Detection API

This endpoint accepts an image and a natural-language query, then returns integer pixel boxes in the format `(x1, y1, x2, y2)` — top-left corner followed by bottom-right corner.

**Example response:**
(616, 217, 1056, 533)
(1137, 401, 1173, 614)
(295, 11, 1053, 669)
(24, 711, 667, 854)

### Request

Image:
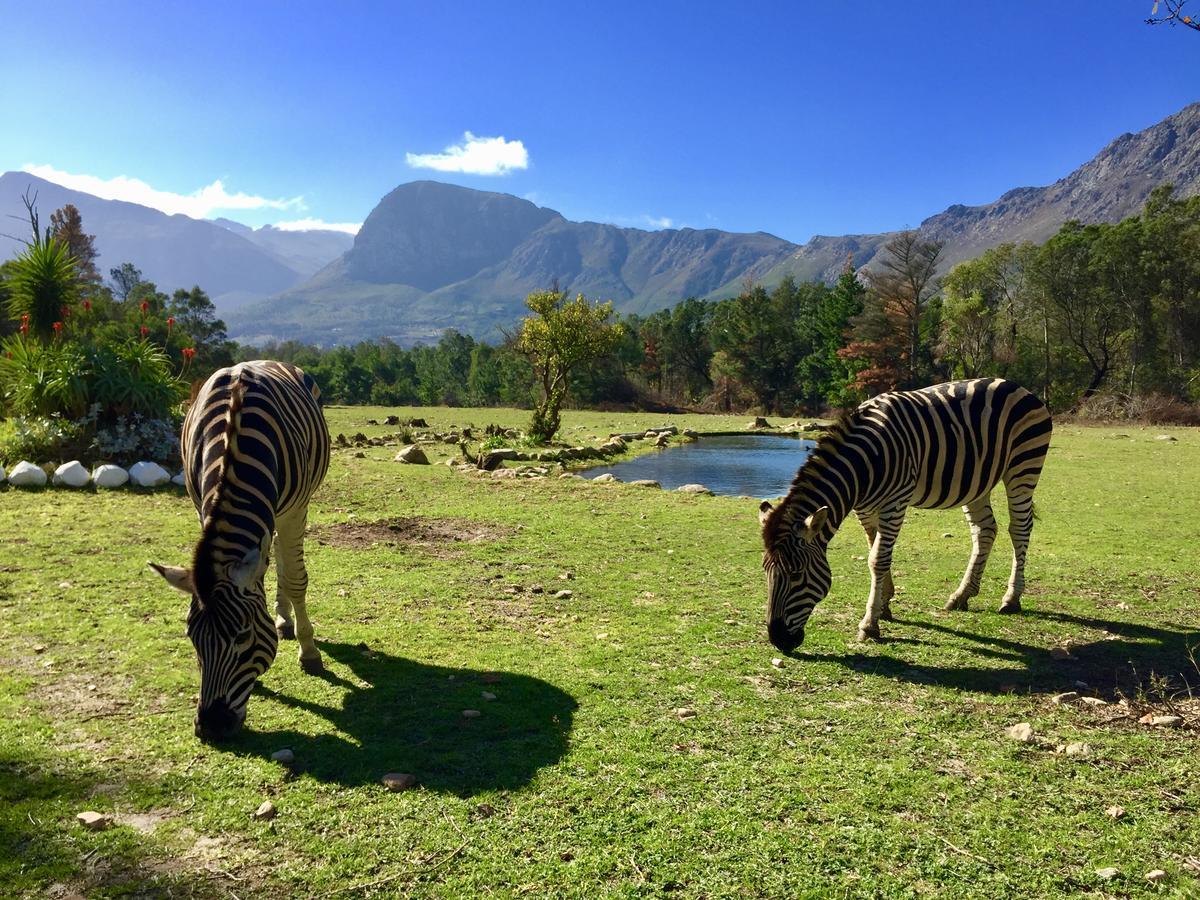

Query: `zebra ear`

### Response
(758, 500, 774, 526)
(802, 506, 830, 540)
(149, 562, 194, 595)
(229, 548, 263, 589)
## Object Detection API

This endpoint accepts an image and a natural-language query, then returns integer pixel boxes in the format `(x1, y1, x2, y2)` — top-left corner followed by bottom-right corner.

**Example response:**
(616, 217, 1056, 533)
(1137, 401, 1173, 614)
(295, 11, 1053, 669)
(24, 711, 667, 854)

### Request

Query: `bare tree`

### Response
(1146, 0, 1200, 30)
(864, 231, 943, 386)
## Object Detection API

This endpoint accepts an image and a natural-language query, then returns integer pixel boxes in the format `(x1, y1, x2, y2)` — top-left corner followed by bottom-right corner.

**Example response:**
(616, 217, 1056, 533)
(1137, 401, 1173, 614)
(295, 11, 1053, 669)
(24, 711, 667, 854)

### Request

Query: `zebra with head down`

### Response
(760, 378, 1052, 651)
(151, 360, 330, 741)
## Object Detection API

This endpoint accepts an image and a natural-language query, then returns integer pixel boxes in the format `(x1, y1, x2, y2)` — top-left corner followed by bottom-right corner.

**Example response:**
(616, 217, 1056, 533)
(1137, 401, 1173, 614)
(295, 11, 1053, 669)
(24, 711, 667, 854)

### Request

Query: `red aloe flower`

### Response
(140, 325, 149, 337)
(140, 300, 149, 315)
(83, 299, 92, 312)
(19, 324, 28, 335)
(167, 316, 175, 333)
(52, 321, 63, 335)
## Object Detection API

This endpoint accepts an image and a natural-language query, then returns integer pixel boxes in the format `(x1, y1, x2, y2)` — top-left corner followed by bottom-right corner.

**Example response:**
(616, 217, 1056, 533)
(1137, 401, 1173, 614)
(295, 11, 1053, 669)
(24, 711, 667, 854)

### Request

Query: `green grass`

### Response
(1, 408, 1197, 898)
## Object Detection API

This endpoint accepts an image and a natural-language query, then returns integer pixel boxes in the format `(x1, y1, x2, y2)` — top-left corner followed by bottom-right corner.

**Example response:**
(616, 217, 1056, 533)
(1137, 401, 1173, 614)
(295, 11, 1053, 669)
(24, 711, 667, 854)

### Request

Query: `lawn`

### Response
(1, 406, 1197, 898)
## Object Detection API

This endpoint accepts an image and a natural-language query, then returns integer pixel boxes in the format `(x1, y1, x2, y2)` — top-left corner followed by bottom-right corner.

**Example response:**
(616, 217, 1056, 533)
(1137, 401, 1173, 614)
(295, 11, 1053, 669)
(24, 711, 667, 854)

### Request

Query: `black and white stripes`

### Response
(151, 360, 329, 740)
(760, 378, 1052, 650)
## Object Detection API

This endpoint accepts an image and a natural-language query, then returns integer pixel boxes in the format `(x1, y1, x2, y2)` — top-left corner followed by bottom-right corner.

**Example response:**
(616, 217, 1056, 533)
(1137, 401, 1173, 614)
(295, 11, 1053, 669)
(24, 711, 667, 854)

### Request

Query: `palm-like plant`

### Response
(4, 239, 78, 340)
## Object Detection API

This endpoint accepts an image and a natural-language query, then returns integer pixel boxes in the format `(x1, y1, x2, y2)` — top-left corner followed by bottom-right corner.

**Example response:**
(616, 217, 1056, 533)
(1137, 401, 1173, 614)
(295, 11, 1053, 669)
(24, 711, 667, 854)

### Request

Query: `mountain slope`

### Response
(0, 173, 348, 310)
(235, 103, 1200, 347)
(230, 181, 800, 345)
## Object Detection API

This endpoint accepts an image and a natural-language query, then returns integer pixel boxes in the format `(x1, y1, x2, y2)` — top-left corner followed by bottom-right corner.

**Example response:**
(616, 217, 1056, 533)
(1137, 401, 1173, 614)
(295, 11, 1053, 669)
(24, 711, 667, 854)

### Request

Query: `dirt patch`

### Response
(315, 516, 512, 555)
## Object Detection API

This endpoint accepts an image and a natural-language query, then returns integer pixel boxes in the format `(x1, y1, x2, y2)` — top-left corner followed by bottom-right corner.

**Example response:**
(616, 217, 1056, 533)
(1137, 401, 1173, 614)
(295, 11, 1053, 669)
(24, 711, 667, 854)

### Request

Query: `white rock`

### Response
(676, 483, 713, 495)
(7, 461, 47, 487)
(1105, 805, 1125, 819)
(1050, 692, 1079, 705)
(1145, 869, 1168, 883)
(0, 463, 6, 483)
(462, 709, 481, 719)
(270, 748, 295, 764)
(1150, 715, 1183, 728)
(53, 460, 90, 488)
(630, 479, 661, 488)
(592, 473, 618, 483)
(676, 708, 698, 720)
(1079, 696, 1108, 707)
(171, 472, 186, 486)
(1064, 742, 1090, 756)
(481, 691, 497, 701)
(129, 461, 171, 487)
(91, 464, 129, 488)
(1006, 722, 1035, 743)
(1095, 867, 1120, 880)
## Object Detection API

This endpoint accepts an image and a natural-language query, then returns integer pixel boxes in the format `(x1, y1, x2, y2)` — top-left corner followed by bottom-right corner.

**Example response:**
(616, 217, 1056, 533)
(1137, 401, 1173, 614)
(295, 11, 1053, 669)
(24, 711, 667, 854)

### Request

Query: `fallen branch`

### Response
(936, 834, 996, 869)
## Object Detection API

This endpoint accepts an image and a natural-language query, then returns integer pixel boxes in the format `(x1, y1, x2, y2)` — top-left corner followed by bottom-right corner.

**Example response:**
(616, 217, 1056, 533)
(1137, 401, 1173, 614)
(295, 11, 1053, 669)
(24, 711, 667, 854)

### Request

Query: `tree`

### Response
(517, 290, 624, 441)
(167, 286, 235, 373)
(863, 231, 943, 387)
(48, 205, 100, 286)
(109, 263, 143, 303)
(1146, 0, 1200, 30)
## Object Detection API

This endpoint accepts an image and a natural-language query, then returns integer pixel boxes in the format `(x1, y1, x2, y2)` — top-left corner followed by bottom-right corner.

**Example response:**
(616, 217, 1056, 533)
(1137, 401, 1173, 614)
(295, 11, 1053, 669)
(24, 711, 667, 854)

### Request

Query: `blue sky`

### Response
(2, 1, 1198, 241)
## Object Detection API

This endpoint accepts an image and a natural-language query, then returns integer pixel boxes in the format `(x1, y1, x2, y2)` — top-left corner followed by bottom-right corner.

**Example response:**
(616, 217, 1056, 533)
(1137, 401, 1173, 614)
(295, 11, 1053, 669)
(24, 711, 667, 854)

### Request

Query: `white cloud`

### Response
(405, 132, 529, 176)
(271, 218, 361, 235)
(643, 215, 674, 229)
(21, 164, 305, 219)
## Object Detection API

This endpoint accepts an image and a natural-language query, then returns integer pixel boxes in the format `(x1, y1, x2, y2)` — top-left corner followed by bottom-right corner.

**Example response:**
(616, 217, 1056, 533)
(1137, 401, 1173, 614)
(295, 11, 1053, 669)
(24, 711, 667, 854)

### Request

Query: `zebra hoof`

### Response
(856, 625, 882, 642)
(300, 655, 325, 675)
(276, 622, 295, 641)
(998, 601, 1022, 614)
(944, 596, 968, 611)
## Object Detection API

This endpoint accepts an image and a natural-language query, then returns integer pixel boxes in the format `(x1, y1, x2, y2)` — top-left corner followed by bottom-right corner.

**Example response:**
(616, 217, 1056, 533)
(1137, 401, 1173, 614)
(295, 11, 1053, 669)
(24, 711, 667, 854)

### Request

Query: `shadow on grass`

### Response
(0, 752, 226, 899)
(803, 609, 1200, 698)
(231, 641, 577, 794)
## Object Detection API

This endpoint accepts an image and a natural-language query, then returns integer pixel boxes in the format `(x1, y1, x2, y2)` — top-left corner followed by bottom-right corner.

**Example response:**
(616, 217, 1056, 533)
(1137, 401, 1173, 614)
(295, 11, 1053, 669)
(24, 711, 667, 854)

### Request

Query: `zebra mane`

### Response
(192, 370, 248, 602)
(761, 407, 859, 552)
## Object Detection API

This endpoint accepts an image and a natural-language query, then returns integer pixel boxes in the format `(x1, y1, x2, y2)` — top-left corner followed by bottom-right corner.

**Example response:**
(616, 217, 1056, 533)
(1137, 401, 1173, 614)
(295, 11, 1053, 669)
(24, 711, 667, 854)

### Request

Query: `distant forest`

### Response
(239, 186, 1200, 419)
(5, 186, 1199, 423)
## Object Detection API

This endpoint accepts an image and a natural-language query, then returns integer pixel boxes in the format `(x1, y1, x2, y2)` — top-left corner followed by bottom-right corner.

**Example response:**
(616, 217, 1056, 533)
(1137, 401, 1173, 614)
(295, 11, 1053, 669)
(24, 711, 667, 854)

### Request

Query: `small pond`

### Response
(582, 434, 815, 497)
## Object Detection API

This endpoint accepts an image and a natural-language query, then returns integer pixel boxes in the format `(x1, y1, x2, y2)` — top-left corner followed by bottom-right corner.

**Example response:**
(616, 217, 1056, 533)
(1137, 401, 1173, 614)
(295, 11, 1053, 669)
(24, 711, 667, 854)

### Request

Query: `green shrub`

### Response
(3, 239, 77, 340)
(0, 414, 87, 464)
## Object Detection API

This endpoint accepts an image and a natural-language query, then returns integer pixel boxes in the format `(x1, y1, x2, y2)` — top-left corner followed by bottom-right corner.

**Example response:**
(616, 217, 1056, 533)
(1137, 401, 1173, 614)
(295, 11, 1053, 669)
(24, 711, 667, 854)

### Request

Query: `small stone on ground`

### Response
(270, 748, 295, 764)
(1005, 722, 1035, 743)
(1105, 805, 1126, 819)
(676, 708, 697, 720)
(76, 811, 112, 831)
(481, 691, 497, 701)
(253, 800, 276, 821)
(555, 589, 573, 599)
(1051, 692, 1079, 705)
(462, 709, 482, 718)
(1145, 869, 1168, 882)
(381, 773, 417, 792)
(1095, 867, 1120, 880)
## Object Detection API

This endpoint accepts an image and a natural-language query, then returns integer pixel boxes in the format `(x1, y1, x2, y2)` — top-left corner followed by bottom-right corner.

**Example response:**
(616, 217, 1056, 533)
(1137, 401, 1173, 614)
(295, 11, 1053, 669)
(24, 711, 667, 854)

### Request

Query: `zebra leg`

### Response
(858, 506, 905, 641)
(944, 496, 997, 611)
(1000, 479, 1037, 614)
(859, 511, 896, 620)
(274, 564, 296, 641)
(276, 510, 324, 673)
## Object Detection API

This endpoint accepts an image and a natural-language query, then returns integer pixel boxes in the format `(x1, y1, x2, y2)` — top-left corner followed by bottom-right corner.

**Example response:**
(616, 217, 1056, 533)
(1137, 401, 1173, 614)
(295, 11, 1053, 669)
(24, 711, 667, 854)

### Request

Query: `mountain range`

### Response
(0, 173, 353, 310)
(4, 100, 1199, 346)
(231, 101, 1200, 346)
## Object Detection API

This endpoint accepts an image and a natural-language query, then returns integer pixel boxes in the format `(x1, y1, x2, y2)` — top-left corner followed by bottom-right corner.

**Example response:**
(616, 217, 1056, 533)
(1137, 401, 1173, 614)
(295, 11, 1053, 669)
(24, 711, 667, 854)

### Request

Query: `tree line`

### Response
(6, 186, 1200, 434)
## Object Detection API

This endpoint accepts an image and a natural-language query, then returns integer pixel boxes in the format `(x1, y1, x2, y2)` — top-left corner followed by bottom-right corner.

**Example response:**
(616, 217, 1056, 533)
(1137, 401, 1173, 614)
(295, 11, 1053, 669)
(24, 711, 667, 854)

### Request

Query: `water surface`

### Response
(583, 434, 815, 497)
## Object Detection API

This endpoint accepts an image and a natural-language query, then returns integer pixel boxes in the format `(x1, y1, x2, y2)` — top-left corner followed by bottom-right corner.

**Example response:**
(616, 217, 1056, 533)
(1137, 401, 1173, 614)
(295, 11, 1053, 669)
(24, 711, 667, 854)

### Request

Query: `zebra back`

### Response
(182, 361, 329, 601)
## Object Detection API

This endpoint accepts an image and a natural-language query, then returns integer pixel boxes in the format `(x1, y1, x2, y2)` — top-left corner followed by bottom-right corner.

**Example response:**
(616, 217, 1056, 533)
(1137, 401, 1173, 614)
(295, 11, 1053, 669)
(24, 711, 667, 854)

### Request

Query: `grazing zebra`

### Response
(150, 361, 330, 740)
(759, 378, 1052, 651)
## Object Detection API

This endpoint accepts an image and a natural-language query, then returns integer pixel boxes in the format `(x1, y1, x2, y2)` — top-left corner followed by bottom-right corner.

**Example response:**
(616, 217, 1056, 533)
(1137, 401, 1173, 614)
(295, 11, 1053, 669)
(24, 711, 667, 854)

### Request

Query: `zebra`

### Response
(150, 360, 330, 741)
(759, 378, 1052, 652)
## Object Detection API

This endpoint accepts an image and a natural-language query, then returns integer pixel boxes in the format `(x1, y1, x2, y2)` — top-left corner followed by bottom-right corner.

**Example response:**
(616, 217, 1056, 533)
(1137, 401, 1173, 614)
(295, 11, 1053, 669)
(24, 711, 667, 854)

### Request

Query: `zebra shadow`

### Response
(802, 609, 1199, 699)
(227, 640, 577, 795)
